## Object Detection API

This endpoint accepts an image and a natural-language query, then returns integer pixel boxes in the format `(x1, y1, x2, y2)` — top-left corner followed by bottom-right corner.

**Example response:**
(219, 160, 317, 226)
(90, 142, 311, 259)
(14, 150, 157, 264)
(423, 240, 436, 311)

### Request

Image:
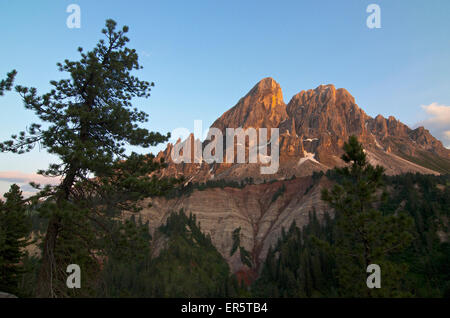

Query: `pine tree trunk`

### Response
(35, 215, 61, 298)
(35, 167, 77, 298)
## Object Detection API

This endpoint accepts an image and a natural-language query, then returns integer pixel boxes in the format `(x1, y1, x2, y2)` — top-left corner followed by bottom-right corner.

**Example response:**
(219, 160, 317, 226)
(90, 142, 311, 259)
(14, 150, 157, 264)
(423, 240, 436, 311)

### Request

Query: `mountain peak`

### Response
(211, 77, 287, 130)
(252, 77, 279, 90)
(247, 77, 284, 106)
(159, 79, 450, 181)
(315, 83, 335, 91)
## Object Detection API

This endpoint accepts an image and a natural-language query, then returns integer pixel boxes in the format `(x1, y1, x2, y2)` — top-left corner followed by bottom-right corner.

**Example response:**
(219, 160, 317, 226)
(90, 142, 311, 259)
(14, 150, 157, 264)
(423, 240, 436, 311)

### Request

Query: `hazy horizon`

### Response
(1, 0, 449, 196)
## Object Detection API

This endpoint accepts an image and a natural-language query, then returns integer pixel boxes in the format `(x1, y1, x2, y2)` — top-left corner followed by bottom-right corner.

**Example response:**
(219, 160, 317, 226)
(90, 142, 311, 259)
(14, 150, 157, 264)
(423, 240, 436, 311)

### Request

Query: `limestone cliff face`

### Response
(143, 77, 450, 276)
(285, 84, 373, 167)
(156, 78, 450, 180)
(129, 176, 331, 274)
(155, 135, 212, 181)
(211, 77, 288, 131)
(366, 114, 450, 173)
(409, 126, 448, 156)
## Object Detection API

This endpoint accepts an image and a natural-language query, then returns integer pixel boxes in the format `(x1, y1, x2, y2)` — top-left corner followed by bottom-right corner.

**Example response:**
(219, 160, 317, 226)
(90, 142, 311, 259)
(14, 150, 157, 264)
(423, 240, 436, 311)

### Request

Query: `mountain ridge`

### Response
(141, 78, 450, 274)
(155, 77, 450, 181)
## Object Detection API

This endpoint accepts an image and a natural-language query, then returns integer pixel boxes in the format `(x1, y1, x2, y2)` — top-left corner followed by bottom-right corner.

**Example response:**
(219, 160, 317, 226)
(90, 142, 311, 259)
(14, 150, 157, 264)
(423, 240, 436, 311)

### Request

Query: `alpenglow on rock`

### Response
(142, 78, 450, 277)
(155, 77, 450, 182)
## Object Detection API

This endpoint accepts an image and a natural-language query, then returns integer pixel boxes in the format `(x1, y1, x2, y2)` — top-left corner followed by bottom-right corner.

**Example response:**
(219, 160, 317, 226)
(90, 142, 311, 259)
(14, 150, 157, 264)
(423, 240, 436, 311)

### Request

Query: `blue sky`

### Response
(1, 0, 450, 195)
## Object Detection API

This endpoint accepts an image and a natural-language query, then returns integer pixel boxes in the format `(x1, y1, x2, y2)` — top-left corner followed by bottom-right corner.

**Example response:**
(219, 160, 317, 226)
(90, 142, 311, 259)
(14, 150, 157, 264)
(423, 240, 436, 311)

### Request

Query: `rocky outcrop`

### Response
(130, 176, 332, 274)
(285, 84, 373, 167)
(211, 77, 288, 131)
(155, 78, 450, 181)
(143, 77, 450, 275)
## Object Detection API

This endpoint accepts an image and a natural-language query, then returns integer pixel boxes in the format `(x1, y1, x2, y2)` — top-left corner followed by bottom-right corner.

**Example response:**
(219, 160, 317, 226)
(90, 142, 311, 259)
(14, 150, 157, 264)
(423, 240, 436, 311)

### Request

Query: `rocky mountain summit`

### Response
(143, 78, 450, 275)
(156, 78, 450, 182)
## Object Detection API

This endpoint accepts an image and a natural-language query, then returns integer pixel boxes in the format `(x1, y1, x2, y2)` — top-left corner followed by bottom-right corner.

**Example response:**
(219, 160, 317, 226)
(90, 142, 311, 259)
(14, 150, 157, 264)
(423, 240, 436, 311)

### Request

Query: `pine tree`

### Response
(0, 70, 16, 96)
(99, 210, 235, 297)
(0, 19, 175, 297)
(0, 184, 31, 295)
(321, 135, 414, 297)
(230, 227, 253, 269)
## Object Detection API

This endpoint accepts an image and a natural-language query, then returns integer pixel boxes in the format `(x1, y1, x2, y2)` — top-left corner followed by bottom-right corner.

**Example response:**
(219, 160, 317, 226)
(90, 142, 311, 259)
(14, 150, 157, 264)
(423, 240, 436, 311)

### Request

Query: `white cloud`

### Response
(0, 171, 60, 198)
(415, 103, 450, 148)
(0, 171, 60, 185)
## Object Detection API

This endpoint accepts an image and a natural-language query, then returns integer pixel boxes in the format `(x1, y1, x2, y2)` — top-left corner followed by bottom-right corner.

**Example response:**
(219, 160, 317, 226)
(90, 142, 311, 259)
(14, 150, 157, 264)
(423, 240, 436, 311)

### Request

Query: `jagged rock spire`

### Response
(291, 117, 296, 136)
(211, 77, 287, 131)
